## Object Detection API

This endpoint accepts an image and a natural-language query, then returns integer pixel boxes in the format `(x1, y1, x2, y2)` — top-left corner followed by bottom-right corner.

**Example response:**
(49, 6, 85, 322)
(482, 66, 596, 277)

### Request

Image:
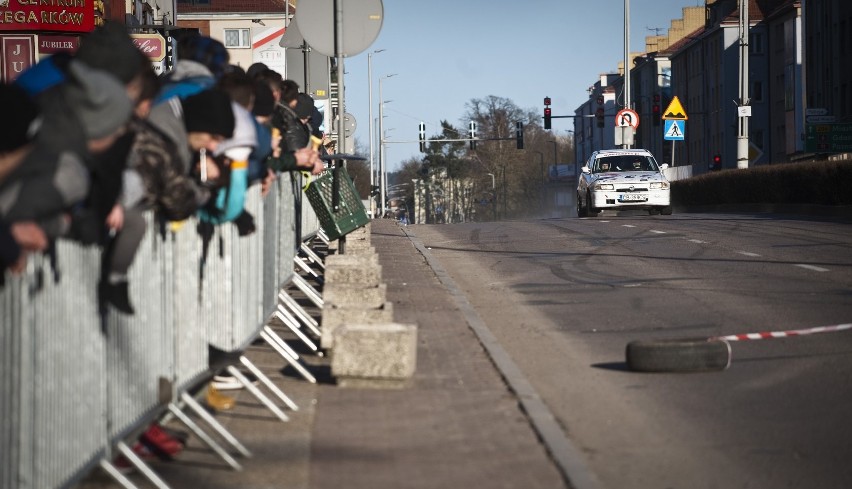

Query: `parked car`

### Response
(577, 149, 672, 217)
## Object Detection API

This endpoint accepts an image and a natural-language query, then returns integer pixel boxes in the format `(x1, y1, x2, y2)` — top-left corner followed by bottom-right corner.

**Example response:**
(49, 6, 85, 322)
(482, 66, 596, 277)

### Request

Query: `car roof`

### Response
(592, 149, 653, 158)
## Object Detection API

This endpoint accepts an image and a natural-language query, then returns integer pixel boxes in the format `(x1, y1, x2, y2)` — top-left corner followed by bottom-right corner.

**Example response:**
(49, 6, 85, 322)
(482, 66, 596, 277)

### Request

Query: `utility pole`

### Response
(623, 0, 632, 149)
(737, 0, 750, 169)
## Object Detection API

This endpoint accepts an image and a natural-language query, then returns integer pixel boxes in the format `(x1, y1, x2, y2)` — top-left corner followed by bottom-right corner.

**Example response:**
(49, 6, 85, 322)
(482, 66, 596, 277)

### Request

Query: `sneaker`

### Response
(205, 384, 236, 411)
(139, 424, 184, 459)
(99, 280, 135, 315)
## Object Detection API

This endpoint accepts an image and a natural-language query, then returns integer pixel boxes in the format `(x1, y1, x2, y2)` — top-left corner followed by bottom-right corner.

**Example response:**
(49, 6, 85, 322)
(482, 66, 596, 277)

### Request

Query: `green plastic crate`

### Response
(304, 167, 369, 240)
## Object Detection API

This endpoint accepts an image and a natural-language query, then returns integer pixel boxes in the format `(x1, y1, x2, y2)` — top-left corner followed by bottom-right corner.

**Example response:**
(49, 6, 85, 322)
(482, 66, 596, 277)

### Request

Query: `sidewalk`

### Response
(77, 219, 565, 489)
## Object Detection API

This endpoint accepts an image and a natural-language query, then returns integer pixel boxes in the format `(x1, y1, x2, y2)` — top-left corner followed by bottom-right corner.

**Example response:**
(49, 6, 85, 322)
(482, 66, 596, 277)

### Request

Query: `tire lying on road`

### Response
(625, 337, 731, 373)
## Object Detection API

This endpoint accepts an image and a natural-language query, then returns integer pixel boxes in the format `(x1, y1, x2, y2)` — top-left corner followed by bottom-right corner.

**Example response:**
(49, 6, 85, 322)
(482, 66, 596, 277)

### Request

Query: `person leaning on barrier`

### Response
(156, 34, 230, 103)
(197, 74, 258, 228)
(0, 61, 133, 247)
(266, 79, 322, 175)
(0, 83, 50, 276)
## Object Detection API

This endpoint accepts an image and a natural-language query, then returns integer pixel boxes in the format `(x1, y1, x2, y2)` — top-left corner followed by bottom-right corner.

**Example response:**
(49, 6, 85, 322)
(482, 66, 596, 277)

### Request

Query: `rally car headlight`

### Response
(594, 183, 614, 190)
(649, 182, 670, 190)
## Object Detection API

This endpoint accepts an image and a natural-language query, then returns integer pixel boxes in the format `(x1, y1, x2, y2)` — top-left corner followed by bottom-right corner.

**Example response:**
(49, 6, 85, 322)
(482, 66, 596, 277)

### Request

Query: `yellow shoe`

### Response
(206, 384, 236, 411)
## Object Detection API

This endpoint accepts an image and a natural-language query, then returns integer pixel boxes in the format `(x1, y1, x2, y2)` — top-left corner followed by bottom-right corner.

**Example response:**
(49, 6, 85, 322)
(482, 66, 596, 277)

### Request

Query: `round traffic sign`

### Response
(295, 0, 384, 58)
(616, 109, 640, 129)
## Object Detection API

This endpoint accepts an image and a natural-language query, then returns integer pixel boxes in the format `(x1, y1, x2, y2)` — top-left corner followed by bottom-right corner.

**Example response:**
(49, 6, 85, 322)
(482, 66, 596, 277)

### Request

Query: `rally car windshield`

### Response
(593, 155, 659, 173)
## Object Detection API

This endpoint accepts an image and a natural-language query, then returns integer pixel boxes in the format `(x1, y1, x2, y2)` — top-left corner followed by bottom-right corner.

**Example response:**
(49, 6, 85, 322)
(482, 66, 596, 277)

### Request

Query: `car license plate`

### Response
(619, 194, 646, 202)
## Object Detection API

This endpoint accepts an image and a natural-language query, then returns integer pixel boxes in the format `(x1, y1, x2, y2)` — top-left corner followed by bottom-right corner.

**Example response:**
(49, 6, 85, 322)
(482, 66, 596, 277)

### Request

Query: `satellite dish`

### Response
(278, 16, 305, 48)
(295, 0, 383, 57)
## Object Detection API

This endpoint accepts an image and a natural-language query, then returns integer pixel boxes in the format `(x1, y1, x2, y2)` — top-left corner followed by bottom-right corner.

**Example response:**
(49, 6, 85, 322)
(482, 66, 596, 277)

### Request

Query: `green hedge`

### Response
(671, 160, 852, 206)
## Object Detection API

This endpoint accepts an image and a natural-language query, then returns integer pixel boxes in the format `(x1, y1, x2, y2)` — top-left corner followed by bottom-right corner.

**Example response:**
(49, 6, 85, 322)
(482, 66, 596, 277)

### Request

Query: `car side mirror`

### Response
(659, 164, 669, 171)
(582, 166, 591, 174)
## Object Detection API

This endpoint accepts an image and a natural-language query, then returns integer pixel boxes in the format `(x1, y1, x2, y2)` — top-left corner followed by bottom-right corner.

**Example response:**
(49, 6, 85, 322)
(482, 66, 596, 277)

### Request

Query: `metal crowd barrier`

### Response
(1, 174, 324, 489)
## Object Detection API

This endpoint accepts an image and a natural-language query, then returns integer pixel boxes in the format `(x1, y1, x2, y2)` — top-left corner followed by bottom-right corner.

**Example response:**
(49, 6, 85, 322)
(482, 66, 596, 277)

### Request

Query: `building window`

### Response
(750, 32, 763, 55)
(224, 29, 250, 48)
(752, 81, 763, 102)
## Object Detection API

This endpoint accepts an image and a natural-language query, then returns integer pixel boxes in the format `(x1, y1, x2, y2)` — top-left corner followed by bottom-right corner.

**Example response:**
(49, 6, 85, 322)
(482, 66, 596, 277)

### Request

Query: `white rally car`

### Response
(577, 149, 672, 217)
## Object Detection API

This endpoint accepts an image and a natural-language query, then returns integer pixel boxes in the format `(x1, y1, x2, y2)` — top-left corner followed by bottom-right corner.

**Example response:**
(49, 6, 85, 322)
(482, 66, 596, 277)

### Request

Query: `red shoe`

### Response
(140, 424, 184, 459)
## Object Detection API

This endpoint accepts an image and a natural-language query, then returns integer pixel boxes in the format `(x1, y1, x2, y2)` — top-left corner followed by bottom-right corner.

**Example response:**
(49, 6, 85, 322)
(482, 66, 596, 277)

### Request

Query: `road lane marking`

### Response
(737, 251, 761, 257)
(649, 230, 666, 234)
(687, 239, 706, 244)
(622, 225, 636, 228)
(795, 264, 829, 272)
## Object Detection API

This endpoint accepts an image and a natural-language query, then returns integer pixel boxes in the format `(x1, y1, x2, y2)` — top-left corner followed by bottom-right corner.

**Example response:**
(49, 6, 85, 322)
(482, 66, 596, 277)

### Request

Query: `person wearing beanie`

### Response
(146, 87, 235, 185)
(156, 34, 230, 103)
(0, 81, 90, 255)
(197, 101, 256, 225)
(76, 21, 146, 85)
(248, 80, 276, 190)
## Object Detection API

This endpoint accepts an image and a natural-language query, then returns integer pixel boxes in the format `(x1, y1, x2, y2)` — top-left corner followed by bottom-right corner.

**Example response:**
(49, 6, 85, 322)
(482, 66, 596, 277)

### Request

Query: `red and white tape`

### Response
(713, 323, 852, 342)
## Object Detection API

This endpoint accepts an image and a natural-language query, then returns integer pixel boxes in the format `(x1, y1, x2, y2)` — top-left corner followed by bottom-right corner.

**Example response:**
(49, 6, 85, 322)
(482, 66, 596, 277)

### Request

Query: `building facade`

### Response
(572, 0, 852, 172)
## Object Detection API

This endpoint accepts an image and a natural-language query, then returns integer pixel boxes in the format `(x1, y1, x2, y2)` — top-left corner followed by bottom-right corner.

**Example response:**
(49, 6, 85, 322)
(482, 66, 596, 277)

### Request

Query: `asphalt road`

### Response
(409, 211, 852, 489)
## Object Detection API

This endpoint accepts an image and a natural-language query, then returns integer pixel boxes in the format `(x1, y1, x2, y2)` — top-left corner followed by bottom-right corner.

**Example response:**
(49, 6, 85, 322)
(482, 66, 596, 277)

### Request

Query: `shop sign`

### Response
(0, 0, 95, 33)
(131, 33, 165, 62)
(38, 33, 78, 53)
(0, 34, 35, 81)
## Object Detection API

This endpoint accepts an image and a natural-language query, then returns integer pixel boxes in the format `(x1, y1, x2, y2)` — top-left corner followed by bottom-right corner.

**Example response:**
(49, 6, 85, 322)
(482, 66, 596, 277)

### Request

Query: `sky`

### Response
(335, 0, 704, 171)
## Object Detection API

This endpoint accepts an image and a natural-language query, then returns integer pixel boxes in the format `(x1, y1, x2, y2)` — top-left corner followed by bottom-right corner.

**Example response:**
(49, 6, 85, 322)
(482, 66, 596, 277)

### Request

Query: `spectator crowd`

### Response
(0, 21, 329, 315)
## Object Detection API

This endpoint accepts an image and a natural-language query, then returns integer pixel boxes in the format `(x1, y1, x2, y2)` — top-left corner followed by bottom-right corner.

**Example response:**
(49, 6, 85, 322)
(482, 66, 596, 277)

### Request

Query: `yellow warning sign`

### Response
(662, 96, 688, 120)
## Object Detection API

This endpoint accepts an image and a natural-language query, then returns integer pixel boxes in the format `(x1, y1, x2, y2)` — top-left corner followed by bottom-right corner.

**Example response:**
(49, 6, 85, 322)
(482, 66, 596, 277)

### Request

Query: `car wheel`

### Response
(660, 205, 673, 215)
(625, 337, 731, 373)
(577, 192, 588, 217)
(587, 192, 600, 216)
(648, 208, 661, 215)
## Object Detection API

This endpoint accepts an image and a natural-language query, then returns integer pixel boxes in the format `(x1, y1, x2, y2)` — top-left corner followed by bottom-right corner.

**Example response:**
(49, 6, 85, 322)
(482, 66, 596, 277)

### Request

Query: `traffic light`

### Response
(544, 96, 552, 129)
(652, 94, 661, 126)
(595, 108, 605, 128)
(515, 121, 524, 150)
(469, 121, 477, 150)
(419, 122, 426, 153)
(710, 154, 722, 171)
(370, 185, 381, 196)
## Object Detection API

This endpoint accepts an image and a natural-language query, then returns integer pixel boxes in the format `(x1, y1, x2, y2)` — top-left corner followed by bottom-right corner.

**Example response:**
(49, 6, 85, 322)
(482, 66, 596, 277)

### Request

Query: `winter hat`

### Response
(246, 62, 269, 79)
(65, 60, 134, 140)
(76, 21, 145, 84)
(177, 35, 230, 80)
(0, 82, 41, 152)
(182, 89, 235, 138)
(252, 81, 275, 117)
(294, 93, 315, 119)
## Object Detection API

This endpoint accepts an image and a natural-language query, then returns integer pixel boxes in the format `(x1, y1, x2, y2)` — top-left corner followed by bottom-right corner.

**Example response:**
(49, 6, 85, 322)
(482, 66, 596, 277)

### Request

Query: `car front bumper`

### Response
(589, 190, 670, 209)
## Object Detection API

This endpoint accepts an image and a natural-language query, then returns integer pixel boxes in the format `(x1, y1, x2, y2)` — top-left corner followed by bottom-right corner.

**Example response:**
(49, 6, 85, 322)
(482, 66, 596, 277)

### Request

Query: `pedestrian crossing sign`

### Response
(664, 119, 685, 140)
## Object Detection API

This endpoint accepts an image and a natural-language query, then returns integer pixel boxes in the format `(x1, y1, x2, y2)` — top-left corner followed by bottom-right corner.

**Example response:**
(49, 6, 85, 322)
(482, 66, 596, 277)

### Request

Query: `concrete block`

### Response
(324, 283, 387, 309)
(343, 243, 375, 255)
(324, 264, 383, 286)
(325, 253, 379, 267)
(320, 302, 394, 349)
(331, 323, 417, 380)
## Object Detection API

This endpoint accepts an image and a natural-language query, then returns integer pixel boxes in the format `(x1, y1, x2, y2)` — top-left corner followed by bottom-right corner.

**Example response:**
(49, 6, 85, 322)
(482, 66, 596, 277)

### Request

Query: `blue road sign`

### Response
(664, 119, 685, 140)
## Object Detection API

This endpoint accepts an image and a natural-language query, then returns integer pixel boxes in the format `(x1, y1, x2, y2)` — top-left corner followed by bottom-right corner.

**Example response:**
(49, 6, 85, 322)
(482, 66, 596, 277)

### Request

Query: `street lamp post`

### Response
(548, 140, 558, 166)
(378, 73, 397, 215)
(533, 150, 546, 212)
(367, 49, 385, 218)
(486, 172, 496, 221)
